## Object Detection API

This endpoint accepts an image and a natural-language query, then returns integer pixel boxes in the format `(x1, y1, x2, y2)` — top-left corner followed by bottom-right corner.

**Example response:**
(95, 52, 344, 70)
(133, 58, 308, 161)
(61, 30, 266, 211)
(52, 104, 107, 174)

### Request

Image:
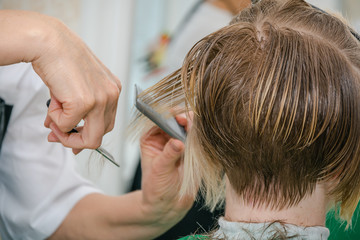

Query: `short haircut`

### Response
(135, 0, 360, 223)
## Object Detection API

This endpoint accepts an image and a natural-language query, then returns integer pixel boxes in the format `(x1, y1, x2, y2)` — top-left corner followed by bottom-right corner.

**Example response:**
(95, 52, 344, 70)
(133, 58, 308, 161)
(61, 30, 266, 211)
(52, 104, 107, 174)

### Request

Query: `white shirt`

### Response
(0, 63, 99, 239)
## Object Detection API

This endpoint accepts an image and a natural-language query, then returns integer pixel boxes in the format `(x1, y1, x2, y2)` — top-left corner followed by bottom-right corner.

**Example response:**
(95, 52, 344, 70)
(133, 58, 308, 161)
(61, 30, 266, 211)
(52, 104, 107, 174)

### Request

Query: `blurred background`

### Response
(0, 0, 359, 196)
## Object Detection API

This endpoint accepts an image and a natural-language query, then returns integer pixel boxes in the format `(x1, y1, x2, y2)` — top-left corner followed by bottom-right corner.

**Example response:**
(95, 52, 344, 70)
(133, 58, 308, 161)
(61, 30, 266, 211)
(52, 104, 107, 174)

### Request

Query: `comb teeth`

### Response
(134, 84, 186, 143)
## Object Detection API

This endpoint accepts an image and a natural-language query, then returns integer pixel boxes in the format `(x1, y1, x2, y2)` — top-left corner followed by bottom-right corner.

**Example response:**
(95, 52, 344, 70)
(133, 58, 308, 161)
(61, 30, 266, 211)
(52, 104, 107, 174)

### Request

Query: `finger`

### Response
(105, 87, 120, 133)
(114, 75, 122, 90)
(48, 131, 60, 142)
(72, 148, 83, 154)
(48, 96, 86, 133)
(103, 95, 119, 134)
(140, 126, 171, 152)
(44, 93, 55, 128)
(49, 122, 86, 149)
(50, 122, 100, 151)
(147, 126, 167, 138)
(50, 107, 104, 150)
(86, 60, 120, 134)
(80, 111, 104, 149)
(175, 112, 193, 132)
(175, 114, 187, 127)
(141, 126, 165, 141)
(153, 139, 184, 171)
(44, 114, 52, 128)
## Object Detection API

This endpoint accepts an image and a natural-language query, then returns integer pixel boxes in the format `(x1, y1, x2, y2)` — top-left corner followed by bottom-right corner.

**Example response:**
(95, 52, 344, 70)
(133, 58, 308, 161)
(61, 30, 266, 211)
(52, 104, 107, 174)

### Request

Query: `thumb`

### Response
(155, 139, 184, 171)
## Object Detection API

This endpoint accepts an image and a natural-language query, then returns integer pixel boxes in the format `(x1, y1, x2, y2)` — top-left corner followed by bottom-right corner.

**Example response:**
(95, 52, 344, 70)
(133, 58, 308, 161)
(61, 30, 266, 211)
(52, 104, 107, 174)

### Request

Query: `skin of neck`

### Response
(224, 177, 330, 227)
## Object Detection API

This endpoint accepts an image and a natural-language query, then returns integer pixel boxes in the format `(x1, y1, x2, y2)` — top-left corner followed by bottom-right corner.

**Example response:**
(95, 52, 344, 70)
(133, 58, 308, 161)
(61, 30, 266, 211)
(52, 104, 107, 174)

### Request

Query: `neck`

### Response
(224, 179, 329, 227)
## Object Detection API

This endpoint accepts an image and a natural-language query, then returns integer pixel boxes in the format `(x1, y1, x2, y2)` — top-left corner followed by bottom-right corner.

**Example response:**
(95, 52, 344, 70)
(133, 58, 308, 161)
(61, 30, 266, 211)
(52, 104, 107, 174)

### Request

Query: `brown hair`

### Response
(135, 0, 360, 223)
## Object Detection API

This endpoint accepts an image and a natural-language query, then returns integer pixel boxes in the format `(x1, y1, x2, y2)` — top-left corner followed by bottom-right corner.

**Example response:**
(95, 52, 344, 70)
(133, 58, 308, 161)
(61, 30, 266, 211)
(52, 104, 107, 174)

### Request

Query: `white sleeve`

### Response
(0, 63, 100, 240)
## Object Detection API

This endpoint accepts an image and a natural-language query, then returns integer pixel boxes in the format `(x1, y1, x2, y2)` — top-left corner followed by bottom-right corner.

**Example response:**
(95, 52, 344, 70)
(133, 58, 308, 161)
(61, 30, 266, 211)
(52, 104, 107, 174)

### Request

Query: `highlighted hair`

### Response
(135, 0, 360, 224)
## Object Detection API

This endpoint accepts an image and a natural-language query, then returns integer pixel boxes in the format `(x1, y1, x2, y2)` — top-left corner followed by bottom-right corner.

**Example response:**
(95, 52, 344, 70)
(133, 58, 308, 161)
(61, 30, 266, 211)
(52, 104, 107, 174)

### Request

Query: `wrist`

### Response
(29, 13, 78, 87)
(27, 14, 64, 63)
(139, 191, 164, 224)
(0, 10, 60, 65)
(139, 190, 189, 228)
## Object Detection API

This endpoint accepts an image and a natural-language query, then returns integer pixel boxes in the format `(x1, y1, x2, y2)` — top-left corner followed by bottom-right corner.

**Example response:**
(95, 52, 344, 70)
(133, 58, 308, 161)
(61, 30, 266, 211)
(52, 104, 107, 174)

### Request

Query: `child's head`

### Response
(138, 0, 360, 223)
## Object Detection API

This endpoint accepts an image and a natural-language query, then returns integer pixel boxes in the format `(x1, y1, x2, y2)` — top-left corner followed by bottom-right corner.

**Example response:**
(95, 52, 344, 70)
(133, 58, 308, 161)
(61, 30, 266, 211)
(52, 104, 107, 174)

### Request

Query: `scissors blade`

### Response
(95, 147, 119, 167)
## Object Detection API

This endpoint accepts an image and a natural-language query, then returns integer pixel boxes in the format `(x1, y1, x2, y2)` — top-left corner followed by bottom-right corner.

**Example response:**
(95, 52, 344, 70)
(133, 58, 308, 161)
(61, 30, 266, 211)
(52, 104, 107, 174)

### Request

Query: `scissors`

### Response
(46, 99, 119, 167)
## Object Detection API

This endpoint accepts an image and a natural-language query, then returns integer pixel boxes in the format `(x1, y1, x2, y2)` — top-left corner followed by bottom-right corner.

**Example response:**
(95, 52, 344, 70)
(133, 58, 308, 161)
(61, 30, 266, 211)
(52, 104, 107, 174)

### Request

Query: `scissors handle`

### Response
(46, 99, 119, 167)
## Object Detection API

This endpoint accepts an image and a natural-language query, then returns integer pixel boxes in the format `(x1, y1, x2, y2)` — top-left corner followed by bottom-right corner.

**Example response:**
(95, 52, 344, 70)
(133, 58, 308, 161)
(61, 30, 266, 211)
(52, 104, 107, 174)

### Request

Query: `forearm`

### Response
(1, 10, 121, 149)
(50, 191, 188, 240)
(0, 10, 58, 65)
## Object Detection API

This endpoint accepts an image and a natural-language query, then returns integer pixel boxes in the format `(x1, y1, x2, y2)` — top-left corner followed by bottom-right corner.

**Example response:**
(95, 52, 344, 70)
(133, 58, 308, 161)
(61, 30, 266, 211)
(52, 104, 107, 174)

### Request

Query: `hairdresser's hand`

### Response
(0, 10, 121, 151)
(139, 114, 194, 228)
(39, 19, 121, 152)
